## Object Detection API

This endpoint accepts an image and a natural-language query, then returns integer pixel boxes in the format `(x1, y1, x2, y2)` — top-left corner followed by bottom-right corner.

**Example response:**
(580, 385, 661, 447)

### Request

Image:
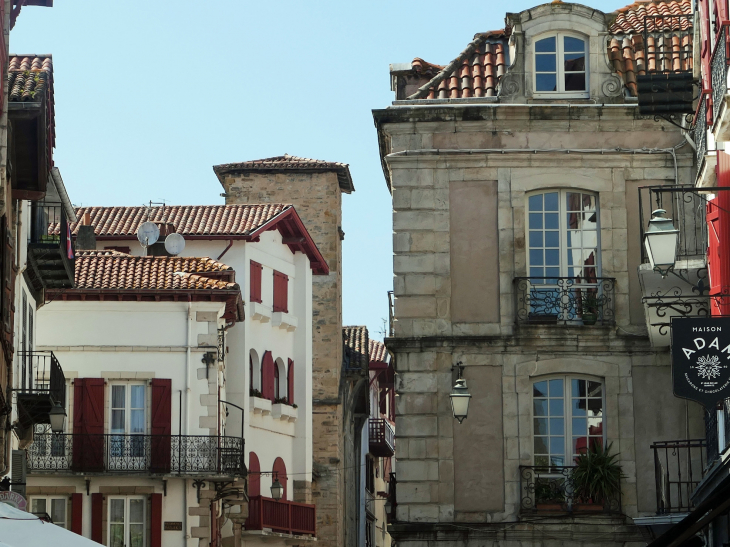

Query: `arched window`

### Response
(250, 349, 261, 393)
(532, 376, 604, 466)
(534, 33, 588, 96)
(272, 457, 288, 500)
(248, 452, 261, 497)
(274, 364, 280, 400)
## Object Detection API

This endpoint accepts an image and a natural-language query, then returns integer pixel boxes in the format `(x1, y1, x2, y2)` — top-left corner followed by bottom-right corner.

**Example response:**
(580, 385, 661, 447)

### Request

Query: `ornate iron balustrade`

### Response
(712, 23, 730, 124)
(27, 433, 245, 477)
(28, 201, 75, 292)
(245, 496, 316, 536)
(694, 92, 710, 170)
(514, 277, 615, 326)
(369, 418, 395, 457)
(651, 439, 707, 514)
(519, 465, 621, 515)
(15, 351, 66, 431)
(642, 14, 694, 74)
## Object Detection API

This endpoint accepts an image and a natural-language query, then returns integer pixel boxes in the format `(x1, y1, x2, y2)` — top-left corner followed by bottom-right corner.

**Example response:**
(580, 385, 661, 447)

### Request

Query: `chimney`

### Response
(75, 214, 96, 251)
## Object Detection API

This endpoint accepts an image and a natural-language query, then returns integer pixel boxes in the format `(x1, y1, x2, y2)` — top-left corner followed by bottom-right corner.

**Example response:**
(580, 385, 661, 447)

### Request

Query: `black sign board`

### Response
(671, 317, 730, 408)
(164, 522, 183, 531)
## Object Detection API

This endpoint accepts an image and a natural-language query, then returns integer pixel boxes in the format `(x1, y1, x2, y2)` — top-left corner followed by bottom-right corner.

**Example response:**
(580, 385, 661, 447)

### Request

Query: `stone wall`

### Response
(220, 170, 345, 547)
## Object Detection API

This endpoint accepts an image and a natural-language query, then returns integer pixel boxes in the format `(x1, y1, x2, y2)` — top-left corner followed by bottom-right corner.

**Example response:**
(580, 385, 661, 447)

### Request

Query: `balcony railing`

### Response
(15, 351, 65, 431)
(27, 201, 75, 292)
(369, 418, 395, 458)
(694, 92, 711, 171)
(519, 465, 621, 515)
(651, 439, 707, 514)
(27, 433, 245, 477)
(245, 496, 316, 536)
(514, 277, 615, 326)
(712, 23, 730, 124)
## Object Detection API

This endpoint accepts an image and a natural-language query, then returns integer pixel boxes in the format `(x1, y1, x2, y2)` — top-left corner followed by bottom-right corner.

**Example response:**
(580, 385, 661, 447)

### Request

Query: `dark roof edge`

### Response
(212, 163, 355, 194)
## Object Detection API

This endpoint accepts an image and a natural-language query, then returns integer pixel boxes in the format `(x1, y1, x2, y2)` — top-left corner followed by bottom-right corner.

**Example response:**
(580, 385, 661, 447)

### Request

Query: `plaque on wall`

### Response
(164, 522, 183, 531)
(671, 316, 730, 408)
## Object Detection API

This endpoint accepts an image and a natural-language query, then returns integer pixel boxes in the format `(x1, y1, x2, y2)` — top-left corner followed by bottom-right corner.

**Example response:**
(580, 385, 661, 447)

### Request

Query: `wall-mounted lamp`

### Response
(449, 362, 471, 424)
(270, 477, 284, 501)
(49, 402, 66, 433)
(644, 209, 679, 278)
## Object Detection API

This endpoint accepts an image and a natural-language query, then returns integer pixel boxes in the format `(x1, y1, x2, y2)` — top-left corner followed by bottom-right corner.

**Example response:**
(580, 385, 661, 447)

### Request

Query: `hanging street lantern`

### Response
(644, 209, 679, 278)
(48, 401, 66, 433)
(449, 362, 471, 424)
(270, 477, 284, 501)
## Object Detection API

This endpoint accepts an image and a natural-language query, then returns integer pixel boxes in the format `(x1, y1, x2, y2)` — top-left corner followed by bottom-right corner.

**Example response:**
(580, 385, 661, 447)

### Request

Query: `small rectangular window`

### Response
(250, 261, 262, 304)
(31, 497, 67, 528)
(273, 271, 288, 313)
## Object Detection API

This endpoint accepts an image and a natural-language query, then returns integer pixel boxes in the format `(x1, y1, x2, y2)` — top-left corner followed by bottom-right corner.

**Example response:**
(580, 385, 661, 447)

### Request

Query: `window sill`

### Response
(249, 396, 272, 416)
(250, 302, 272, 324)
(272, 312, 298, 332)
(271, 403, 298, 422)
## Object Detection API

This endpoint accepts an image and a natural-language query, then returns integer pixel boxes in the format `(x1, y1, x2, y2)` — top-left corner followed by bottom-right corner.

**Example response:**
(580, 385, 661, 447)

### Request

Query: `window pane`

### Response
(536, 53, 556, 72)
(587, 381, 603, 397)
(111, 409, 125, 433)
(51, 499, 66, 526)
(536, 36, 556, 52)
(549, 417, 564, 435)
(529, 194, 543, 211)
(534, 418, 548, 435)
(574, 436, 589, 455)
(564, 53, 585, 72)
(572, 417, 587, 436)
(534, 436, 549, 453)
(565, 72, 586, 91)
(572, 379, 585, 397)
(130, 524, 144, 547)
(545, 249, 560, 266)
(564, 36, 585, 52)
(112, 386, 125, 409)
(110, 499, 124, 522)
(548, 379, 563, 397)
(535, 455, 549, 466)
(32, 499, 46, 514)
(545, 267, 560, 278)
(549, 399, 564, 416)
(529, 231, 543, 248)
(530, 250, 544, 266)
(544, 193, 559, 211)
(572, 399, 587, 416)
(545, 213, 559, 230)
(536, 73, 557, 91)
(131, 409, 144, 434)
(130, 499, 144, 523)
(551, 455, 565, 466)
(545, 231, 559, 247)
(529, 213, 543, 229)
(587, 398, 603, 416)
(110, 524, 125, 547)
(530, 267, 544, 278)
(131, 385, 144, 409)
(533, 381, 548, 397)
(534, 398, 548, 415)
(549, 437, 565, 456)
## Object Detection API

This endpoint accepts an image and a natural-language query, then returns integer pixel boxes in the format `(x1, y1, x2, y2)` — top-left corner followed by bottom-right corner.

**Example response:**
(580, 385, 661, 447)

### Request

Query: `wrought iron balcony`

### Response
(694, 92, 711, 177)
(514, 277, 615, 326)
(369, 418, 395, 458)
(15, 351, 65, 432)
(651, 439, 707, 515)
(519, 465, 621, 515)
(26, 433, 245, 477)
(26, 202, 75, 293)
(245, 496, 316, 536)
(712, 23, 730, 125)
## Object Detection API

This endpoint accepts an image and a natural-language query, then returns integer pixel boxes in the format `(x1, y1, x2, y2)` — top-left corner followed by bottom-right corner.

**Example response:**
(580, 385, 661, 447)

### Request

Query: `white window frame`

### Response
(30, 496, 67, 528)
(109, 383, 147, 435)
(533, 32, 589, 98)
(108, 496, 146, 547)
(532, 375, 606, 467)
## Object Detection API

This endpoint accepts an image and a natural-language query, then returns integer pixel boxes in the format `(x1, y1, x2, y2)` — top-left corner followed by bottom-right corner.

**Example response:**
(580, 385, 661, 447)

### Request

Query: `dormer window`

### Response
(535, 34, 587, 96)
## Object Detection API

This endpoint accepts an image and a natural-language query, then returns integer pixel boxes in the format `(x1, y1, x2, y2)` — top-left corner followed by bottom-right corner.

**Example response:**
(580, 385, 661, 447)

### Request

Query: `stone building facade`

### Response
(375, 2, 703, 546)
(213, 156, 355, 547)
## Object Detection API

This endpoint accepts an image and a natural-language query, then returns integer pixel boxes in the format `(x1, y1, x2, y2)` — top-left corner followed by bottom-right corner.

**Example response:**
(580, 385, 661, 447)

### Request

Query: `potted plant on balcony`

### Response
(570, 442, 623, 512)
(580, 293, 602, 326)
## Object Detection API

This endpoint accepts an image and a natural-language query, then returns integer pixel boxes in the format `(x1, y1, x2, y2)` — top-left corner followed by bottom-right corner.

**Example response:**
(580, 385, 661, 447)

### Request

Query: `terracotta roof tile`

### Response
(71, 204, 289, 238)
(73, 254, 237, 291)
(7, 55, 52, 102)
(610, 0, 692, 34)
(213, 154, 354, 193)
(343, 326, 369, 371)
(368, 339, 388, 365)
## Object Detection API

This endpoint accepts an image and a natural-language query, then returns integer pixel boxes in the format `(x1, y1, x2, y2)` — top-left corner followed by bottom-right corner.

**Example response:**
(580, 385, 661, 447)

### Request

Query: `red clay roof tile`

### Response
(369, 339, 388, 365)
(343, 326, 369, 370)
(610, 0, 692, 34)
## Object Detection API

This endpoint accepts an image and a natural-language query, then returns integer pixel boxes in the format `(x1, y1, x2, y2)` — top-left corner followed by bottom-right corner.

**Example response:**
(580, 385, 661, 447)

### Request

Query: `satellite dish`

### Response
(137, 222, 160, 246)
(164, 233, 186, 256)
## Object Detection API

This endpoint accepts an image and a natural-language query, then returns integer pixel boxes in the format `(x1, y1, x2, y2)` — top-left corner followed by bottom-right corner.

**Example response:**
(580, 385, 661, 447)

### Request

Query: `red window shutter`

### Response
(91, 493, 103, 543)
(73, 378, 105, 472)
(273, 271, 288, 313)
(714, 152, 730, 315)
(71, 493, 83, 535)
(250, 261, 262, 303)
(708, 200, 721, 297)
(151, 493, 162, 547)
(150, 379, 172, 473)
(272, 457, 288, 501)
(261, 351, 275, 401)
(287, 359, 294, 405)
(248, 452, 261, 497)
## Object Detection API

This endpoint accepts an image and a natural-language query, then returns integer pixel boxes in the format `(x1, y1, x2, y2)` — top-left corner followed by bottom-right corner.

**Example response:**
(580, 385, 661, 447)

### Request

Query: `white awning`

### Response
(0, 502, 98, 546)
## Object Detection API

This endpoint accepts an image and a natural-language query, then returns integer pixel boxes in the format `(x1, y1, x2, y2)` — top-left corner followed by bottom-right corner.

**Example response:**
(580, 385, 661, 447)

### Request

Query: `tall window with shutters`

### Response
(273, 271, 288, 313)
(250, 261, 262, 304)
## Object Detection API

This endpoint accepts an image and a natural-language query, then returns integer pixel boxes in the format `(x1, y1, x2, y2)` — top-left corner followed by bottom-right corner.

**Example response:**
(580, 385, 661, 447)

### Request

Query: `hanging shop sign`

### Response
(671, 316, 730, 408)
(0, 491, 27, 511)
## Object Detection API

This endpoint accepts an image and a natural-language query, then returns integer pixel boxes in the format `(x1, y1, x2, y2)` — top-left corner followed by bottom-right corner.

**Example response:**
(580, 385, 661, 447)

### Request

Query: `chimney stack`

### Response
(75, 214, 96, 250)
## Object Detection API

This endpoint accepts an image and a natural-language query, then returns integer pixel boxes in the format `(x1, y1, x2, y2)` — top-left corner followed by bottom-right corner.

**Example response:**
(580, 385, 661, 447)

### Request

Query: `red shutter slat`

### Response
(151, 493, 163, 547)
(250, 261, 262, 303)
(287, 359, 294, 405)
(714, 152, 730, 315)
(262, 351, 275, 401)
(273, 271, 288, 313)
(249, 452, 261, 497)
(91, 493, 103, 543)
(150, 379, 172, 473)
(71, 493, 83, 535)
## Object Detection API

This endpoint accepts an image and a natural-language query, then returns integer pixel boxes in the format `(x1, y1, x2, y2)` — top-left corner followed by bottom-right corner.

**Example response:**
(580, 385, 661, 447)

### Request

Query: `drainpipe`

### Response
(216, 240, 233, 261)
(184, 301, 193, 545)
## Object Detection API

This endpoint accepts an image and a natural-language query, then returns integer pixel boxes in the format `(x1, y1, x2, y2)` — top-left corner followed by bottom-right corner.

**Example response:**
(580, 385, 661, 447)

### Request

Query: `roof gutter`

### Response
(51, 168, 77, 222)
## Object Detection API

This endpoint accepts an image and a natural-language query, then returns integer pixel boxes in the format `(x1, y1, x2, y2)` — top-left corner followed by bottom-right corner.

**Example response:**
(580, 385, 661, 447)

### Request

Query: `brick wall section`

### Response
(220, 171, 344, 547)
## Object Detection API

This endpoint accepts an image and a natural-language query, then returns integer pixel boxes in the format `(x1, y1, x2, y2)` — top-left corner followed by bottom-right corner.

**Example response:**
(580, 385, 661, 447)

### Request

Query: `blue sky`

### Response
(10, 0, 628, 340)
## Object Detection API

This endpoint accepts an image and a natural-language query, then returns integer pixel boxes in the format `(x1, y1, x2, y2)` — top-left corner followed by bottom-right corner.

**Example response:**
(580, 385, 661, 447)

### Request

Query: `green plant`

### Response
(571, 442, 623, 504)
(249, 388, 263, 398)
(535, 478, 565, 504)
